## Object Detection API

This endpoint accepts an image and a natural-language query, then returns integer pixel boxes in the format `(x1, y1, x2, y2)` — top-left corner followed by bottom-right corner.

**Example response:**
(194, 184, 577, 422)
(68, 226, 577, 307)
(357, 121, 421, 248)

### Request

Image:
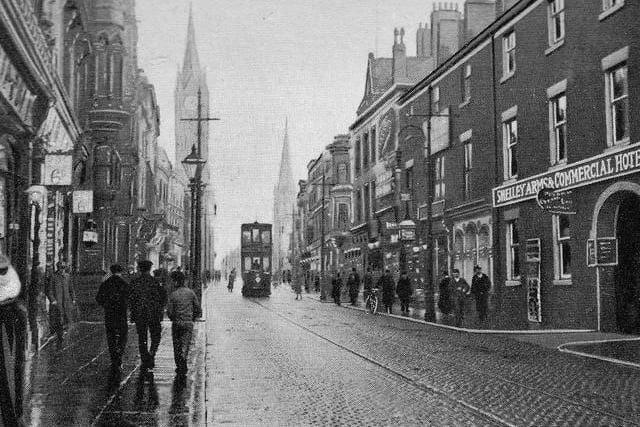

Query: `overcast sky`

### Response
(136, 0, 465, 264)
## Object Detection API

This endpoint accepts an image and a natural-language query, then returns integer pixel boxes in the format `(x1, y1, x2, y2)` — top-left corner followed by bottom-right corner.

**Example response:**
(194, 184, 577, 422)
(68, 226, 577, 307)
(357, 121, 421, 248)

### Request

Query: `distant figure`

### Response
(227, 268, 236, 293)
(378, 269, 395, 314)
(451, 268, 471, 327)
(347, 268, 360, 306)
(471, 265, 491, 323)
(129, 260, 167, 370)
(396, 271, 413, 314)
(96, 264, 129, 372)
(313, 274, 320, 293)
(293, 276, 302, 300)
(363, 267, 374, 300)
(437, 271, 452, 316)
(46, 261, 76, 348)
(167, 270, 202, 376)
(331, 272, 342, 305)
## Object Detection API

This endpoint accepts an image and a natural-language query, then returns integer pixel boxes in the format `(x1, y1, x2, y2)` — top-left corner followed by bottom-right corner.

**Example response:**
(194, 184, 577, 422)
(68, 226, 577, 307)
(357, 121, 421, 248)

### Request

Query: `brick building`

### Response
(399, 0, 639, 331)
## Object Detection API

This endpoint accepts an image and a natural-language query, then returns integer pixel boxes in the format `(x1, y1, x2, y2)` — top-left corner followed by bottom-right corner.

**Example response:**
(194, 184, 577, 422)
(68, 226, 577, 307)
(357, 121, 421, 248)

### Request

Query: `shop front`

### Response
(493, 143, 640, 331)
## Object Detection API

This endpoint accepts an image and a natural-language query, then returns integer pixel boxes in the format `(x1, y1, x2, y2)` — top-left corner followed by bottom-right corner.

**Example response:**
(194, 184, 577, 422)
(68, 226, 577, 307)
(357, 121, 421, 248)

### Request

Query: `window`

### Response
(363, 133, 369, 169)
(507, 219, 520, 281)
(462, 64, 471, 102)
(242, 230, 251, 244)
(463, 141, 472, 199)
(337, 203, 349, 229)
(355, 138, 361, 175)
(603, 0, 622, 9)
(338, 163, 348, 184)
(244, 257, 251, 271)
(502, 31, 516, 77)
(355, 189, 362, 223)
(370, 127, 377, 164)
(606, 64, 629, 145)
(370, 181, 376, 213)
(432, 86, 440, 112)
(261, 230, 271, 244)
(252, 228, 260, 242)
(503, 117, 518, 179)
(554, 214, 571, 279)
(550, 94, 567, 164)
(434, 154, 445, 199)
(548, 0, 565, 46)
(262, 256, 270, 270)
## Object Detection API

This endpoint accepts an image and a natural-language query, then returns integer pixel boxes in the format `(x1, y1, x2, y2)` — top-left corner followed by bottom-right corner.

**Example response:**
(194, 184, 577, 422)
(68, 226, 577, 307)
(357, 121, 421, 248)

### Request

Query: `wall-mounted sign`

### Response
(400, 193, 411, 201)
(73, 190, 93, 213)
(426, 107, 450, 155)
(526, 238, 541, 262)
(385, 222, 398, 230)
(493, 142, 640, 208)
(596, 237, 618, 266)
(586, 237, 618, 267)
(82, 230, 98, 244)
(536, 188, 576, 214)
(44, 155, 72, 186)
(375, 169, 394, 198)
(586, 239, 597, 267)
(400, 229, 415, 241)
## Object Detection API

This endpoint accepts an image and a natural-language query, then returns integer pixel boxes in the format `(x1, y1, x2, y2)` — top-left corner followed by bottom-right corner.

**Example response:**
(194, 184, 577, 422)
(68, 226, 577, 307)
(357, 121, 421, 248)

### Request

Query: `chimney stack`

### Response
(392, 27, 407, 82)
(464, 0, 497, 42)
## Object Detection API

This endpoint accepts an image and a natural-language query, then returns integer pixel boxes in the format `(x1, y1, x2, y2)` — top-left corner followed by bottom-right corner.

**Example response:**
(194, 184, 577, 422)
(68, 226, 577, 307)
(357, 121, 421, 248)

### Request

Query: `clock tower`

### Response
(175, 5, 216, 272)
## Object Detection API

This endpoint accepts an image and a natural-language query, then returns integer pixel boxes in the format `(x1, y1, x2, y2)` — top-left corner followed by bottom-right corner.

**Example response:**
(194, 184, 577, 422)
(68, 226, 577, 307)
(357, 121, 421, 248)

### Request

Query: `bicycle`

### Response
(364, 288, 379, 314)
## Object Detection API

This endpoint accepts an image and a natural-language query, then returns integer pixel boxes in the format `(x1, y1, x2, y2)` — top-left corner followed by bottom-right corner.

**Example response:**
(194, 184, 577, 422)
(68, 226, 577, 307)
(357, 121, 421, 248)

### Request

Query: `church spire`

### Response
(276, 119, 294, 194)
(182, 3, 201, 76)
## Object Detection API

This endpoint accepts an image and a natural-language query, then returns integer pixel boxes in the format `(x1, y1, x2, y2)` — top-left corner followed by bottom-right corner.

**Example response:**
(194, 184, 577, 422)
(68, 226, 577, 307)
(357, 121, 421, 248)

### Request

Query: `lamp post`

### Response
(182, 144, 206, 300)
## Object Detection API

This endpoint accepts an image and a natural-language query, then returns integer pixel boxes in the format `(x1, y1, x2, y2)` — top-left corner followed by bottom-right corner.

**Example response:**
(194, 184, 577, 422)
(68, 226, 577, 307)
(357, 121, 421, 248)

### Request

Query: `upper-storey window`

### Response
(462, 64, 471, 103)
(548, 0, 565, 46)
(606, 63, 629, 146)
(434, 154, 445, 200)
(432, 86, 440, 113)
(463, 140, 473, 200)
(503, 116, 518, 180)
(502, 31, 516, 78)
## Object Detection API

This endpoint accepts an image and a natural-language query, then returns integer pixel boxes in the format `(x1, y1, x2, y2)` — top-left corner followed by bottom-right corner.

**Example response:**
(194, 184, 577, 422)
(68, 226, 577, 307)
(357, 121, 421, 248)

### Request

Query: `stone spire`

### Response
(182, 3, 201, 76)
(276, 119, 295, 194)
(273, 120, 296, 276)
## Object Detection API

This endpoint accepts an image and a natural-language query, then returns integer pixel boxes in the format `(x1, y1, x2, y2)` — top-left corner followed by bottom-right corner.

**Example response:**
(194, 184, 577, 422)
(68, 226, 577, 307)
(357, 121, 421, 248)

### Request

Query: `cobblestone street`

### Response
(206, 285, 640, 426)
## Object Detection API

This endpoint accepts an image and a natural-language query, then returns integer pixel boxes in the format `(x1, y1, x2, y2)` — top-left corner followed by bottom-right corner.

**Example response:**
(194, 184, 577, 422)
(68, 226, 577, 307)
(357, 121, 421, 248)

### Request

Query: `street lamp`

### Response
(182, 144, 206, 299)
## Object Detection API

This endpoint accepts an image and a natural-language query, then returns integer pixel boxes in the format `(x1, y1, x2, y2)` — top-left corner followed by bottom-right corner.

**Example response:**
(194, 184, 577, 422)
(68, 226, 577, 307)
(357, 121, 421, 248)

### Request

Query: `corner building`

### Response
(401, 0, 640, 331)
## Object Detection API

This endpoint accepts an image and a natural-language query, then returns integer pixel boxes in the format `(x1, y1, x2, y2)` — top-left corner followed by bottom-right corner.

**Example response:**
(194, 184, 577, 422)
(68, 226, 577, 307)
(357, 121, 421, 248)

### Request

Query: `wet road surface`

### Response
(206, 285, 640, 426)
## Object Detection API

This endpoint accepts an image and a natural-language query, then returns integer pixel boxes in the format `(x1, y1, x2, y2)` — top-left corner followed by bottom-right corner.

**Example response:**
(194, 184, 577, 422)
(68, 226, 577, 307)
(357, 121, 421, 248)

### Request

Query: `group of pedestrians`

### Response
(438, 265, 491, 327)
(96, 260, 202, 377)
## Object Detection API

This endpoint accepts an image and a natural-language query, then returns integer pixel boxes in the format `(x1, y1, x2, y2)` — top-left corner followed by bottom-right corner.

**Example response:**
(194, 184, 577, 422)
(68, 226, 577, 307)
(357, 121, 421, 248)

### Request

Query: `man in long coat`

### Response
(396, 271, 413, 314)
(96, 264, 129, 372)
(378, 269, 395, 314)
(346, 268, 360, 306)
(331, 272, 343, 305)
(451, 268, 471, 327)
(47, 261, 76, 347)
(471, 265, 491, 323)
(129, 260, 166, 370)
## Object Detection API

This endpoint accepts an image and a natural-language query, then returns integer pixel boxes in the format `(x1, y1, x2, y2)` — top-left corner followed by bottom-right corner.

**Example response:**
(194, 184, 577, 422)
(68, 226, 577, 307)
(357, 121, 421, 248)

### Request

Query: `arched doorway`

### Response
(614, 193, 640, 333)
(592, 182, 640, 332)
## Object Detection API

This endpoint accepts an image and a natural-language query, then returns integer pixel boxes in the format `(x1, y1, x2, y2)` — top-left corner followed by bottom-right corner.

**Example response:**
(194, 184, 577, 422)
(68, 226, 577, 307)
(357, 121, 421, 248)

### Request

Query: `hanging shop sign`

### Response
(586, 237, 618, 267)
(72, 190, 93, 213)
(425, 107, 450, 155)
(400, 229, 416, 241)
(536, 188, 576, 214)
(493, 142, 640, 208)
(526, 238, 542, 323)
(44, 155, 73, 186)
(375, 169, 394, 198)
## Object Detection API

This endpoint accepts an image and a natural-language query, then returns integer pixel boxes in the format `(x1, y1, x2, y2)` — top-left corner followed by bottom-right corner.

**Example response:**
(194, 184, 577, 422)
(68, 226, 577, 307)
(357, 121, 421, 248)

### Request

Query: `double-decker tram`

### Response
(240, 222, 272, 297)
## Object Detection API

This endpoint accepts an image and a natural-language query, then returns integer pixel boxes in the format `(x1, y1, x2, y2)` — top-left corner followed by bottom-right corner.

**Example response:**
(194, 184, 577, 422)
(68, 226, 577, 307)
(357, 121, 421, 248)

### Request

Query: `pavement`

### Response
(301, 286, 640, 368)
(207, 284, 640, 425)
(20, 289, 209, 427)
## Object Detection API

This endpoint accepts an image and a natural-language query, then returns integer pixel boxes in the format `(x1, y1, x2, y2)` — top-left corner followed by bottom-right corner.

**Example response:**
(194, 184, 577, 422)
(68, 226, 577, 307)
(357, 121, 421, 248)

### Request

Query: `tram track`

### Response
(249, 298, 515, 427)
(250, 297, 640, 426)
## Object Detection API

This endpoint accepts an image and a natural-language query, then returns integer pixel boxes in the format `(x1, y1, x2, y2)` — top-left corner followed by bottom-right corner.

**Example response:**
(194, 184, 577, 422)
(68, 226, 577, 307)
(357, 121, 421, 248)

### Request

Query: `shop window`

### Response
(453, 230, 464, 271)
(605, 62, 629, 146)
(554, 214, 571, 279)
(548, 0, 565, 47)
(506, 219, 520, 282)
(502, 31, 516, 79)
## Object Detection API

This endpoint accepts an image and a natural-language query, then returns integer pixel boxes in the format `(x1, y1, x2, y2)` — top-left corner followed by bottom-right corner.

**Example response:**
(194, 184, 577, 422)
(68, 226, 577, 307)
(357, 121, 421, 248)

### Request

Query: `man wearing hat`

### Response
(46, 260, 76, 347)
(129, 260, 167, 370)
(451, 268, 471, 327)
(96, 264, 130, 372)
(471, 265, 491, 323)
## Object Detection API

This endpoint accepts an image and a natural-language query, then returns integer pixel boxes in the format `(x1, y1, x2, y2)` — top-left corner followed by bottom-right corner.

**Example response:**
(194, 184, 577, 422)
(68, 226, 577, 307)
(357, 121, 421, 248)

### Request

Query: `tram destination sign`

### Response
(493, 143, 640, 208)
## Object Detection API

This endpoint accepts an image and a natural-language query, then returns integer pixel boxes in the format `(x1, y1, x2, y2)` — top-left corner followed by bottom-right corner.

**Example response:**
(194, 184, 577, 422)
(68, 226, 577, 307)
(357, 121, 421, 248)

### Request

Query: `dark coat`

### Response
(128, 273, 167, 324)
(96, 274, 129, 324)
(331, 277, 342, 299)
(396, 277, 413, 300)
(46, 270, 76, 324)
(378, 273, 395, 302)
(452, 277, 471, 299)
(363, 272, 373, 291)
(471, 273, 491, 296)
(437, 276, 453, 314)
(347, 272, 360, 296)
(167, 286, 202, 322)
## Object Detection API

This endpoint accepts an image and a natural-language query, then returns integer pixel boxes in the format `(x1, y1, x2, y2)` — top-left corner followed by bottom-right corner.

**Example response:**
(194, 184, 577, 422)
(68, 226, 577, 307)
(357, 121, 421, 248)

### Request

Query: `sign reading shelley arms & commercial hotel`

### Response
(493, 143, 640, 208)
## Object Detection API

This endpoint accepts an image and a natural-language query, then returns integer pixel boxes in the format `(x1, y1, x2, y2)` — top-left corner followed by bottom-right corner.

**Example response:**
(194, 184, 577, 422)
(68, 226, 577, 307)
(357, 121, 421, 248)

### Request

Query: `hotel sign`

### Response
(493, 143, 640, 208)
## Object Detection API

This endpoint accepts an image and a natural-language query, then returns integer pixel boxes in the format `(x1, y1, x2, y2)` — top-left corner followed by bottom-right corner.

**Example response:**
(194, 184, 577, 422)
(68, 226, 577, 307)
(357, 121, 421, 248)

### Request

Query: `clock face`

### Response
(183, 95, 197, 110)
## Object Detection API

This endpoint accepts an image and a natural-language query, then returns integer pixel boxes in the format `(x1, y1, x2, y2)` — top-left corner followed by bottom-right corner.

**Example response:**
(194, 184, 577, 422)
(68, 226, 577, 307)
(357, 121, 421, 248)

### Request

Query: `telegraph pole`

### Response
(181, 88, 219, 300)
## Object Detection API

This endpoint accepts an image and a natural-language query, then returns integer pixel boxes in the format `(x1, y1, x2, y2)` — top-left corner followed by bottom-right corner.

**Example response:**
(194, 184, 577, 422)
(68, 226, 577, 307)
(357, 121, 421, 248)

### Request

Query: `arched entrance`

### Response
(592, 182, 640, 333)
